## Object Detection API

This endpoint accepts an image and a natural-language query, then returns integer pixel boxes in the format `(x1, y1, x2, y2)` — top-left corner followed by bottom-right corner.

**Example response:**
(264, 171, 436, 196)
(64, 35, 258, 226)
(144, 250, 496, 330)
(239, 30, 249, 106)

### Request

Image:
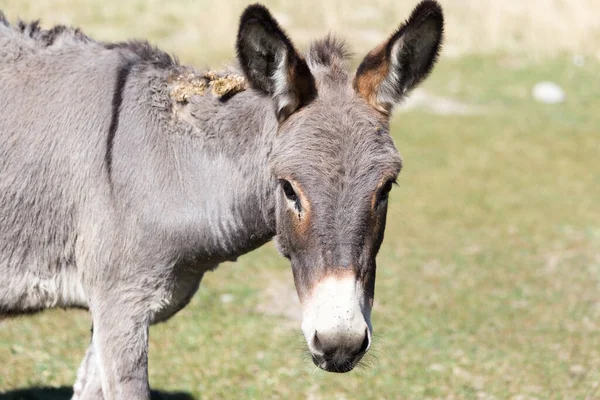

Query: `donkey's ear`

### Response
(354, 0, 444, 115)
(236, 4, 316, 122)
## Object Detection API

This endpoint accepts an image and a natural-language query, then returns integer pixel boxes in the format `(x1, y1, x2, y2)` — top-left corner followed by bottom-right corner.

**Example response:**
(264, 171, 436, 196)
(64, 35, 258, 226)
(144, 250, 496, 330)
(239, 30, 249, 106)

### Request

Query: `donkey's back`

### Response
(0, 14, 125, 314)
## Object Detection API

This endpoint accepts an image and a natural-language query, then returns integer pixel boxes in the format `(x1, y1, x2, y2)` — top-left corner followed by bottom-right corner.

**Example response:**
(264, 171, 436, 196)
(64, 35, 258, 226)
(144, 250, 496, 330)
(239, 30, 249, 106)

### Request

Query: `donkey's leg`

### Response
(72, 338, 104, 400)
(91, 294, 151, 400)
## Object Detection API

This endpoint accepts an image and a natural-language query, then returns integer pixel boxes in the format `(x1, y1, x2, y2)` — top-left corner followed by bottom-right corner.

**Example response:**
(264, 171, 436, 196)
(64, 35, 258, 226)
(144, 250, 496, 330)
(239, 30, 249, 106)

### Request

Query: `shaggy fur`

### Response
(0, 2, 443, 398)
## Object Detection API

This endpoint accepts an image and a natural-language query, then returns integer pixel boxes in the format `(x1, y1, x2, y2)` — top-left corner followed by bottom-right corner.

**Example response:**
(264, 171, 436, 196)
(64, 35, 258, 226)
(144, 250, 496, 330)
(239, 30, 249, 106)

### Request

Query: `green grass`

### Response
(1, 5, 600, 398)
(2, 54, 598, 399)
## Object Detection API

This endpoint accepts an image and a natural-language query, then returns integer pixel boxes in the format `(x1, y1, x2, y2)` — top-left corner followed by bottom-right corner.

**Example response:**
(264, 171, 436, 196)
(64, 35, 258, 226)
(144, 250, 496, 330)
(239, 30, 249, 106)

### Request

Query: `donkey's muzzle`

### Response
(309, 327, 371, 372)
(299, 273, 373, 372)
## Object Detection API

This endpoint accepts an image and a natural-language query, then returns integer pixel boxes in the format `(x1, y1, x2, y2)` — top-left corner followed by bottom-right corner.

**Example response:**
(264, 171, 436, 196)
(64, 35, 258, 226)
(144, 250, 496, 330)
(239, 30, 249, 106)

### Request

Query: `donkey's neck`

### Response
(162, 85, 279, 264)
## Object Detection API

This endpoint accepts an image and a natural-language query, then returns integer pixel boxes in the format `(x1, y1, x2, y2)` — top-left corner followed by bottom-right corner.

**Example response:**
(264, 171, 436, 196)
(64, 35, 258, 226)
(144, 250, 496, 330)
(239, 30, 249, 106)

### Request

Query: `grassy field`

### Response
(1, 1, 600, 399)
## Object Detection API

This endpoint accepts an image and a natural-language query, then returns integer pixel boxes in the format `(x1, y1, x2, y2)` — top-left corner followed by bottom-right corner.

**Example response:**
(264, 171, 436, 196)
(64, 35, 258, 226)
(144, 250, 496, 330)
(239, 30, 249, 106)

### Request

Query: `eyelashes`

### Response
(280, 179, 302, 212)
(376, 179, 396, 206)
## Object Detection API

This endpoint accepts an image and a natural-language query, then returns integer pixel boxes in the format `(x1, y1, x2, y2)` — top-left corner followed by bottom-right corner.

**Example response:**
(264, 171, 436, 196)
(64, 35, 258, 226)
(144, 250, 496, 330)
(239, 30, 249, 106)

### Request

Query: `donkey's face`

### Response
(236, 1, 444, 372)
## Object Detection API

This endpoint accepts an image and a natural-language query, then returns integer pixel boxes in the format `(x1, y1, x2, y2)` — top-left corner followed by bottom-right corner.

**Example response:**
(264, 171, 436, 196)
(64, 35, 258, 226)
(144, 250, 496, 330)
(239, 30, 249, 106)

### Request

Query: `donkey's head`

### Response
(236, 1, 443, 372)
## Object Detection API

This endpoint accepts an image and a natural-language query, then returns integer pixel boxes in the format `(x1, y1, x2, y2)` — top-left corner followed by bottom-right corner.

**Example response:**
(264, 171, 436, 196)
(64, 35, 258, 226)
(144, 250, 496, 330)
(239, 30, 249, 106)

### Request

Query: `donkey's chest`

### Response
(148, 263, 212, 324)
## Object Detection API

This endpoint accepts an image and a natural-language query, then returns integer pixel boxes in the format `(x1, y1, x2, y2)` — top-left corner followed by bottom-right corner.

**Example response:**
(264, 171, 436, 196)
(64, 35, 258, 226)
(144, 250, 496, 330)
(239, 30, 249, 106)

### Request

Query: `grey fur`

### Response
(0, 2, 443, 398)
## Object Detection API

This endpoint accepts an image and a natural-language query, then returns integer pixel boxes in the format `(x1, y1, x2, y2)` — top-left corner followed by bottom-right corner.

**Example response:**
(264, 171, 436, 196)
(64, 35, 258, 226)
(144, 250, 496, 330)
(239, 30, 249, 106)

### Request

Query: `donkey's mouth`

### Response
(311, 353, 363, 373)
(310, 341, 368, 373)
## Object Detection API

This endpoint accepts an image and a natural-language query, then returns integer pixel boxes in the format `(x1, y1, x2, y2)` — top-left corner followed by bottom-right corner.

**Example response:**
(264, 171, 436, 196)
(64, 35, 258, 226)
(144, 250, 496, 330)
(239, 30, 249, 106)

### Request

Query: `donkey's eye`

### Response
(282, 180, 297, 201)
(281, 180, 301, 212)
(377, 180, 395, 206)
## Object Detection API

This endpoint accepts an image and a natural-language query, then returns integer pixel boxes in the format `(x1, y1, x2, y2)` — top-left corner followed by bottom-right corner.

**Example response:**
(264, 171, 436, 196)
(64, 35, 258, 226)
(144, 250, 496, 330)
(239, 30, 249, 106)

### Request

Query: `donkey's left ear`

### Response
(354, 0, 444, 115)
(236, 4, 316, 123)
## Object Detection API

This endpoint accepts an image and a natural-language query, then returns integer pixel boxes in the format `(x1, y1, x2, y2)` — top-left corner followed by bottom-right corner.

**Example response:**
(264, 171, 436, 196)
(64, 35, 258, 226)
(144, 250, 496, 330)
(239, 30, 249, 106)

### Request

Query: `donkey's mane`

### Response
(1, 10, 355, 96)
(0, 11, 177, 70)
(306, 35, 352, 68)
(305, 35, 353, 86)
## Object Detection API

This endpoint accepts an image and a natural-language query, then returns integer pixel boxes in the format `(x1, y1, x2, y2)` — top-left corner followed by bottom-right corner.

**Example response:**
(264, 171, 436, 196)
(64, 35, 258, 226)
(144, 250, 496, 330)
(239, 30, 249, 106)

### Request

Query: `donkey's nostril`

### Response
(357, 328, 370, 355)
(310, 327, 369, 358)
(308, 326, 370, 373)
(312, 330, 323, 354)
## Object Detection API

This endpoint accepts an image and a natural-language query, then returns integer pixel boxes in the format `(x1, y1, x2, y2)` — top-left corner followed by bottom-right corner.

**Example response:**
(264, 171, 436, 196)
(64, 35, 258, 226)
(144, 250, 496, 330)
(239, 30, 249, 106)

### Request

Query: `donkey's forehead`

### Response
(286, 94, 390, 143)
(272, 101, 401, 181)
(271, 36, 402, 179)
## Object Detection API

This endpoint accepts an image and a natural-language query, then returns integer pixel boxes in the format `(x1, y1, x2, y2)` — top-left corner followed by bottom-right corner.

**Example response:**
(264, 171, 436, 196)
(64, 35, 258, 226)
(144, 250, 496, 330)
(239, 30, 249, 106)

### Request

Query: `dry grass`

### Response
(0, 0, 599, 66)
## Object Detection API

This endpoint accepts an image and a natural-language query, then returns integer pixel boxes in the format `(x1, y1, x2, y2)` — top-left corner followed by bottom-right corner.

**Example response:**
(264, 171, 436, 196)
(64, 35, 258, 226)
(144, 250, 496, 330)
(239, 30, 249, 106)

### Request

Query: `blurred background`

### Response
(0, 0, 599, 399)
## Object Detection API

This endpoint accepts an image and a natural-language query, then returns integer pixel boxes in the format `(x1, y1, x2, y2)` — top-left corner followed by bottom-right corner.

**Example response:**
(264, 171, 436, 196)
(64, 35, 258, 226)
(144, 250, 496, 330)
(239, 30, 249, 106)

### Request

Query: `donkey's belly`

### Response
(0, 263, 87, 315)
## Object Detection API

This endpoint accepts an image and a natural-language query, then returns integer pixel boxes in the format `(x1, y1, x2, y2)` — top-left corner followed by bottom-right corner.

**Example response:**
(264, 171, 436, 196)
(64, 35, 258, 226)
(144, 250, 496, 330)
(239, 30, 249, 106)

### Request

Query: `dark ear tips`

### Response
(354, 0, 444, 114)
(235, 3, 316, 122)
(401, 0, 444, 31)
(236, 3, 295, 61)
(237, 3, 284, 42)
(409, 0, 444, 21)
(394, 0, 444, 58)
(239, 3, 275, 24)
(235, 3, 295, 96)
(397, 2, 443, 89)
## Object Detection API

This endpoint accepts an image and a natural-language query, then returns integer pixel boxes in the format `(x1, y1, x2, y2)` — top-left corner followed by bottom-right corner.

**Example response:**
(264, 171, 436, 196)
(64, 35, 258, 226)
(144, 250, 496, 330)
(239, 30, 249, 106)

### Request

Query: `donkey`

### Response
(0, 1, 443, 398)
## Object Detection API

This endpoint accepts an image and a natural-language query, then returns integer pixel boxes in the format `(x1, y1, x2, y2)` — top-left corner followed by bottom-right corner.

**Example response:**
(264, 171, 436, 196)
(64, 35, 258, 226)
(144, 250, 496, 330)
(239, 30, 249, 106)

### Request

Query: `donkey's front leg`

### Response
(91, 294, 151, 400)
(73, 339, 104, 400)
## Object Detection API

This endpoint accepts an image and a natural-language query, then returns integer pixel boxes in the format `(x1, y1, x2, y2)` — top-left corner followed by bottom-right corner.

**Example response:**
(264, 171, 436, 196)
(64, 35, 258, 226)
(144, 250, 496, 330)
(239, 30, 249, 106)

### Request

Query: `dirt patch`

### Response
(169, 70, 247, 103)
(255, 273, 302, 325)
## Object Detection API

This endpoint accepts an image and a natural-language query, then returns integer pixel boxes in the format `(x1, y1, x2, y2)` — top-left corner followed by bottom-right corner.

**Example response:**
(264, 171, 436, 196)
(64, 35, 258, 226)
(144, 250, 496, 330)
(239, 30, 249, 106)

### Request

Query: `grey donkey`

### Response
(0, 1, 444, 398)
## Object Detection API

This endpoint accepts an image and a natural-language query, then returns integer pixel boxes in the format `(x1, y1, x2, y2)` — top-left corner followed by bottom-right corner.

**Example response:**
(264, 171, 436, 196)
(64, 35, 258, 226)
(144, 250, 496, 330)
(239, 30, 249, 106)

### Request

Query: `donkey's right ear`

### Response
(236, 4, 316, 123)
(354, 0, 444, 115)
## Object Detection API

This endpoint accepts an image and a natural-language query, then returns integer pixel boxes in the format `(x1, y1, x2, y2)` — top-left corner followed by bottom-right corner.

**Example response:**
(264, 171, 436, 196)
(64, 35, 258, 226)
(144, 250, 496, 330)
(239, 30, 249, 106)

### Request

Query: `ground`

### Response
(1, 1, 600, 399)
